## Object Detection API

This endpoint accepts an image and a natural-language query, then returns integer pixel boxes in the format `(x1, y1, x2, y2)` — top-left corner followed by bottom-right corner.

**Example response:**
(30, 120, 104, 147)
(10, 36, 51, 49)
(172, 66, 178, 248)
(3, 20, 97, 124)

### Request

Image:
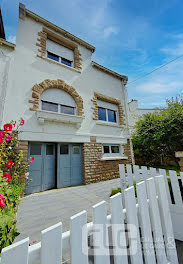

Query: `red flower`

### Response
(2, 173, 11, 182)
(7, 160, 13, 168)
(32, 157, 34, 161)
(4, 123, 13, 132)
(20, 120, 25, 126)
(0, 138, 3, 145)
(0, 131, 5, 138)
(5, 135, 12, 141)
(0, 194, 5, 209)
(13, 121, 17, 127)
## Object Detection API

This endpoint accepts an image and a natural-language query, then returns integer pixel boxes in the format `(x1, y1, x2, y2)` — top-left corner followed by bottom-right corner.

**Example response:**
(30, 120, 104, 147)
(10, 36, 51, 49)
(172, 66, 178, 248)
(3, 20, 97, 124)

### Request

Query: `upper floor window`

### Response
(46, 39, 74, 67)
(97, 100, 118, 123)
(40, 88, 76, 115)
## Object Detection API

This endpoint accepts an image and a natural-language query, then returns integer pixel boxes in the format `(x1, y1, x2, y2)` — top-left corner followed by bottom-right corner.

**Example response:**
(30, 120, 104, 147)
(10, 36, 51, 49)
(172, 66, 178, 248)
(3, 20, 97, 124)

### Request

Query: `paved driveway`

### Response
(16, 178, 121, 243)
(16, 178, 183, 263)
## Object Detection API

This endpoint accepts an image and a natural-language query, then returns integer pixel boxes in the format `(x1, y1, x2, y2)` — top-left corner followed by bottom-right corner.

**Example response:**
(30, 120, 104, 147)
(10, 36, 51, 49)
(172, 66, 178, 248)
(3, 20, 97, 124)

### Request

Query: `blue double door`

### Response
(57, 144, 83, 188)
(25, 142, 83, 194)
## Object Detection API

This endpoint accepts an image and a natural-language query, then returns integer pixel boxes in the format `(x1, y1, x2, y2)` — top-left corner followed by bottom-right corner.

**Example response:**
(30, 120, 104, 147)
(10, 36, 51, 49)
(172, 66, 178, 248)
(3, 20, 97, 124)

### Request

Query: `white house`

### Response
(128, 99, 160, 132)
(0, 4, 134, 194)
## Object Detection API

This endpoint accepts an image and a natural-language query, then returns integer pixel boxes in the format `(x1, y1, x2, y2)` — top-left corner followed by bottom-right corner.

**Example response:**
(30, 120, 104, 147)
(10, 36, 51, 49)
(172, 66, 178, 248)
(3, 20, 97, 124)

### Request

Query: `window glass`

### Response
(60, 144, 69, 155)
(61, 105, 75, 115)
(72, 146, 80, 154)
(30, 143, 42, 155)
(61, 57, 72, 67)
(42, 101, 58, 112)
(47, 51, 59, 62)
(46, 144, 54, 155)
(108, 109, 117, 123)
(111, 145, 120, 153)
(103, 146, 110, 153)
(98, 107, 107, 121)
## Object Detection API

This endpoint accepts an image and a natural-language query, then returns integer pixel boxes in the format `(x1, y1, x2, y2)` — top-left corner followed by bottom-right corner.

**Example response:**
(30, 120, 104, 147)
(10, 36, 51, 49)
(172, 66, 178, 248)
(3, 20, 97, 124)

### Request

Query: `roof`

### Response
(0, 38, 16, 49)
(0, 8, 5, 39)
(92, 61, 128, 82)
(19, 3, 95, 52)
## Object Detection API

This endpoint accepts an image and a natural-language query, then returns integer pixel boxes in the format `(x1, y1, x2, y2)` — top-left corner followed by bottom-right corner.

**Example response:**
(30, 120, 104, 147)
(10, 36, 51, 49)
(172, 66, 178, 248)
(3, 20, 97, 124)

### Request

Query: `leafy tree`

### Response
(132, 96, 183, 167)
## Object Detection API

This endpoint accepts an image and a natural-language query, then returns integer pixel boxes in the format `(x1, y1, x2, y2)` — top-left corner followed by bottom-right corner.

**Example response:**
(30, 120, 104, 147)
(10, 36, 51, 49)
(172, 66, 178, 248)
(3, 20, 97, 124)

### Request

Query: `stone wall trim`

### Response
(36, 27, 82, 70)
(29, 79, 84, 116)
(91, 92, 125, 125)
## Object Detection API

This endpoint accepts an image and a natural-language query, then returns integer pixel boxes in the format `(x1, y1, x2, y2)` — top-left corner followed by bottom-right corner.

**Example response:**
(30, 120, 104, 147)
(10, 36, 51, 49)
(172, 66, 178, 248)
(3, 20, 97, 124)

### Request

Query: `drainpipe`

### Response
(121, 78, 135, 165)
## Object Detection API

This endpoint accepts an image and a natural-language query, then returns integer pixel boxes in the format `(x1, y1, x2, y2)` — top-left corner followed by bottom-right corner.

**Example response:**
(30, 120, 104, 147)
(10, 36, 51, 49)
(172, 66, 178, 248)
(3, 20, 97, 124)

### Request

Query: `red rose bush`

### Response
(0, 118, 32, 252)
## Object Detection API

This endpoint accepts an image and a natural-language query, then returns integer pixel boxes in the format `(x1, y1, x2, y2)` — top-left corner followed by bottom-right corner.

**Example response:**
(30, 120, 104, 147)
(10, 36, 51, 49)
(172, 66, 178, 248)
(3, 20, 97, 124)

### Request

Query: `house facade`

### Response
(128, 99, 160, 133)
(0, 4, 134, 194)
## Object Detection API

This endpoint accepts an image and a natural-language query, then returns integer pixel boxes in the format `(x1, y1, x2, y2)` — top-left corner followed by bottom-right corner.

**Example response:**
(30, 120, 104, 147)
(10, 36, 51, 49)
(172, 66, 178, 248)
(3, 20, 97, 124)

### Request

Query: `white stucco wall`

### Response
(1, 15, 129, 145)
(0, 46, 14, 127)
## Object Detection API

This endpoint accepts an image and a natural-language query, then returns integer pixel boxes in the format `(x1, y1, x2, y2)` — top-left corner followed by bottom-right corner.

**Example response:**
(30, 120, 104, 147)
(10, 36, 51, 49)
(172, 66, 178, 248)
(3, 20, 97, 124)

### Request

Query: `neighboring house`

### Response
(0, 8, 16, 131)
(0, 4, 134, 194)
(128, 99, 160, 132)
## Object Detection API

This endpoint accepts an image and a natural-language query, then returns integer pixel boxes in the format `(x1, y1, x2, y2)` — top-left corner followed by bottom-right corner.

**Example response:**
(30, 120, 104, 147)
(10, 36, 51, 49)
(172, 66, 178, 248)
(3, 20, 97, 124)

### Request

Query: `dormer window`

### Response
(46, 39, 74, 67)
(40, 88, 76, 115)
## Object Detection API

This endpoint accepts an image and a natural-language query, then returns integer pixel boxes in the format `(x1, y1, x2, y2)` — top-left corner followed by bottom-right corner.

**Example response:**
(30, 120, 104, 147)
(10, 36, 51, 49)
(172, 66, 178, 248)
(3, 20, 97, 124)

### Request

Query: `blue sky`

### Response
(1, 0, 183, 108)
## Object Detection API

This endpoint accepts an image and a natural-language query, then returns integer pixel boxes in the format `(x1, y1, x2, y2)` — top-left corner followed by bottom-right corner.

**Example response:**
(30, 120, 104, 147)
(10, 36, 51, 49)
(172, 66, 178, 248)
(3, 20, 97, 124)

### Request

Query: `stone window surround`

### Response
(91, 92, 125, 126)
(36, 27, 82, 71)
(29, 79, 84, 116)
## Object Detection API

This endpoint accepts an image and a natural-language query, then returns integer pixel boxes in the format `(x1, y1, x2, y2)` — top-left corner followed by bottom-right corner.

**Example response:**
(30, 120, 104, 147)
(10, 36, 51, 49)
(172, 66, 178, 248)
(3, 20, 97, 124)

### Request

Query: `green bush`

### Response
(0, 119, 32, 253)
(110, 182, 137, 197)
(132, 96, 183, 167)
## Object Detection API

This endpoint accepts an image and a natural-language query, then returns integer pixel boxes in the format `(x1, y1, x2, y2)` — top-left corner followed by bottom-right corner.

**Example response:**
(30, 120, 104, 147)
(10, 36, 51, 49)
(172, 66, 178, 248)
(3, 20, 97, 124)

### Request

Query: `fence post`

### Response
(110, 193, 128, 264)
(93, 201, 110, 264)
(1, 237, 29, 264)
(146, 177, 168, 264)
(136, 181, 156, 264)
(124, 186, 143, 264)
(41, 222, 62, 264)
(156, 175, 179, 264)
(70, 211, 88, 264)
(133, 165, 141, 183)
(159, 169, 171, 204)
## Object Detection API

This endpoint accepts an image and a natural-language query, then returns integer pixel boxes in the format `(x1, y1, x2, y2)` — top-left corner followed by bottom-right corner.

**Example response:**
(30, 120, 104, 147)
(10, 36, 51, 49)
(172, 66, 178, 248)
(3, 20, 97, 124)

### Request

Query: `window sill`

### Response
(37, 55, 81, 73)
(101, 156, 128, 161)
(96, 120, 122, 128)
(36, 110, 84, 128)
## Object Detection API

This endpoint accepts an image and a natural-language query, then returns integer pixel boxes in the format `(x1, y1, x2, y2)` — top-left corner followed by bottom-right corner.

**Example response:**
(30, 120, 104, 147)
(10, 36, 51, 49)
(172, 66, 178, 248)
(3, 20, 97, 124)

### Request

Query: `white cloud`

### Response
(161, 43, 183, 57)
(103, 26, 119, 38)
(161, 33, 183, 57)
(6, 35, 16, 44)
(134, 80, 181, 94)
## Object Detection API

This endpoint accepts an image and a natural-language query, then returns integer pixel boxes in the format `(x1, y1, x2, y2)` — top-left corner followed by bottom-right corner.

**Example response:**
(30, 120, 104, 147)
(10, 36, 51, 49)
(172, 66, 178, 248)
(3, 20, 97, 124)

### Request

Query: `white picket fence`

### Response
(0, 175, 179, 264)
(119, 164, 183, 241)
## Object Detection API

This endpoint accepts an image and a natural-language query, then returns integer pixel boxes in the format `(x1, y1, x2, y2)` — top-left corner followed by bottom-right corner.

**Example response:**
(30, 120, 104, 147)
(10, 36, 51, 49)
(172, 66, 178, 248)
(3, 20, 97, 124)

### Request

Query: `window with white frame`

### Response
(97, 100, 118, 123)
(40, 88, 76, 115)
(46, 39, 74, 67)
(102, 144, 124, 157)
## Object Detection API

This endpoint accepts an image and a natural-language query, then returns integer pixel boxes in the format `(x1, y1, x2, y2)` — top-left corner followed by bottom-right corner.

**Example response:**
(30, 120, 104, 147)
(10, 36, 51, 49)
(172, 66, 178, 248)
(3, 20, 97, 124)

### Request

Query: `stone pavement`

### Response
(16, 178, 121, 243)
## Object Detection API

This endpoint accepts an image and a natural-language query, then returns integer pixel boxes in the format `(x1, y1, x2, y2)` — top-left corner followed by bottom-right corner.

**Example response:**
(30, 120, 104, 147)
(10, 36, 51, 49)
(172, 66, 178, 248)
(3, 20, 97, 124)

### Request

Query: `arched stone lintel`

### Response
(29, 79, 84, 116)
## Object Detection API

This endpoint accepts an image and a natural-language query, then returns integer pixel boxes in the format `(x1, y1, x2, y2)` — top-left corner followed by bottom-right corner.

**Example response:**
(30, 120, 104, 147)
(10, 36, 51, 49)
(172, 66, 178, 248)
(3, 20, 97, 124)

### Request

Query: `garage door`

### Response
(58, 144, 83, 187)
(25, 142, 56, 194)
